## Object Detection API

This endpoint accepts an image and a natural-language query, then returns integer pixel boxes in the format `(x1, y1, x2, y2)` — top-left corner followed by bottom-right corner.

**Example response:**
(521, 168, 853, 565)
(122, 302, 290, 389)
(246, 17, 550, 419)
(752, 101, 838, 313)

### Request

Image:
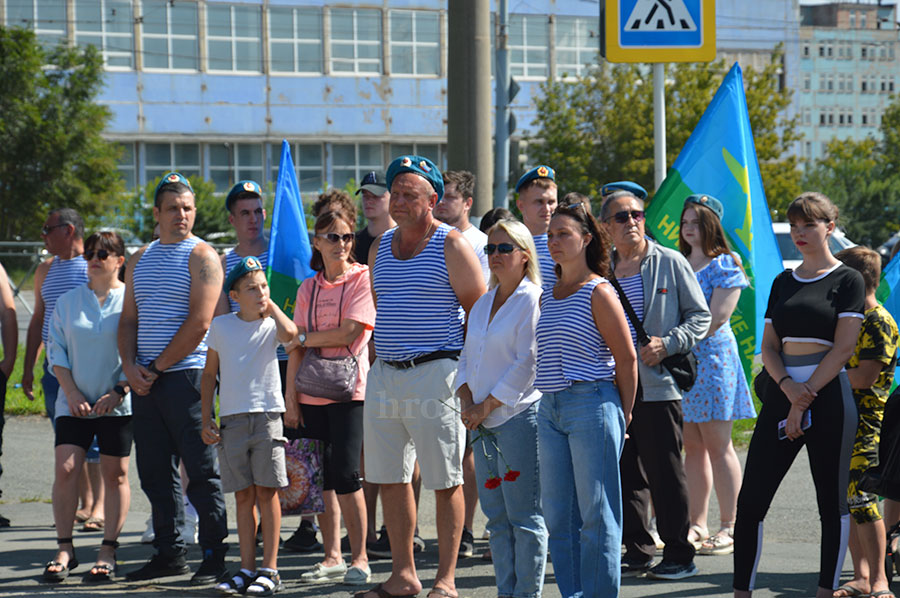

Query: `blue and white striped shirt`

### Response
(224, 248, 286, 360)
(532, 233, 557, 290)
(41, 256, 89, 345)
(133, 237, 207, 371)
(373, 223, 464, 361)
(535, 278, 616, 393)
(616, 273, 645, 348)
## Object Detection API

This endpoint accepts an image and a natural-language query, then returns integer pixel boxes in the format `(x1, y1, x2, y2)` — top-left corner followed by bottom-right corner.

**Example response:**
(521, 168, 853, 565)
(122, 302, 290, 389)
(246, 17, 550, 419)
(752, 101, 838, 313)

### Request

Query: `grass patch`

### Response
(4, 343, 47, 416)
(19, 496, 51, 504)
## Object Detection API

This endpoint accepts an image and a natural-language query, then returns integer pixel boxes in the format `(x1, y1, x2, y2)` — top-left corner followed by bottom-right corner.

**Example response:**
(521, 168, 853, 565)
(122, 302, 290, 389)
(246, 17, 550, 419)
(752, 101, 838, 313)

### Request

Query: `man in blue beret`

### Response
(218, 181, 268, 315)
(121, 172, 229, 585)
(360, 155, 486, 598)
(601, 181, 648, 201)
(515, 165, 558, 290)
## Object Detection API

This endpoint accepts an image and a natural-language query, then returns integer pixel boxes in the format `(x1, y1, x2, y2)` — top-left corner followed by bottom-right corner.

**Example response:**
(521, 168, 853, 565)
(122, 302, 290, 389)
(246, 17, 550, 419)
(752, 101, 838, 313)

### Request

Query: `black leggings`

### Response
(733, 361, 857, 591)
(299, 402, 364, 495)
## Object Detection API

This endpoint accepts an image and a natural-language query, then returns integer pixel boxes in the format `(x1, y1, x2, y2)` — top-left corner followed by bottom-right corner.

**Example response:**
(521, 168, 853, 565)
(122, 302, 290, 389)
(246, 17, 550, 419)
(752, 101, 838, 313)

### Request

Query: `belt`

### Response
(383, 350, 460, 370)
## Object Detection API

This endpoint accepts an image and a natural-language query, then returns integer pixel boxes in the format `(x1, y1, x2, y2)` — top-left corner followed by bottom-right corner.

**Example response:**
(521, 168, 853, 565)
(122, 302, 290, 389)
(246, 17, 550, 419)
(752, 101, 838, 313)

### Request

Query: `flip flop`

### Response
(871, 591, 896, 598)
(353, 583, 419, 598)
(833, 584, 870, 597)
(82, 518, 104, 532)
(426, 589, 458, 598)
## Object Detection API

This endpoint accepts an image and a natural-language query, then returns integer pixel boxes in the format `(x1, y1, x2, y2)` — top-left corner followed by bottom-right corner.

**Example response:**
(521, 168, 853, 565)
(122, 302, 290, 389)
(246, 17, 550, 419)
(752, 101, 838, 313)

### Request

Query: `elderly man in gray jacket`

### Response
(600, 189, 711, 582)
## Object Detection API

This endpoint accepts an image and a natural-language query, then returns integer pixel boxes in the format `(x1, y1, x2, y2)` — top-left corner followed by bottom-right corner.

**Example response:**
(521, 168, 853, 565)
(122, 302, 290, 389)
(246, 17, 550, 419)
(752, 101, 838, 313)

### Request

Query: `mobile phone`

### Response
(777, 410, 812, 440)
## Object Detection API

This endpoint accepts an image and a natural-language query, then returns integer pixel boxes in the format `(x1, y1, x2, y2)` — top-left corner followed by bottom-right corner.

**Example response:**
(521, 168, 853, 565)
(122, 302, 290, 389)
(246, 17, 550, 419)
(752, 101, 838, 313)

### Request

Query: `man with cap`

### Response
(436, 170, 489, 284)
(355, 171, 395, 264)
(119, 172, 229, 585)
(359, 155, 486, 598)
(601, 181, 648, 202)
(515, 165, 558, 290)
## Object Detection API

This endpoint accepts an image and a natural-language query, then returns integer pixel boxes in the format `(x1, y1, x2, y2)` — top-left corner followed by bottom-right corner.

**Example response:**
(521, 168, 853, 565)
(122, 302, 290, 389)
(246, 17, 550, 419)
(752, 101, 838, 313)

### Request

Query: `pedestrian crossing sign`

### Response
(603, 0, 716, 63)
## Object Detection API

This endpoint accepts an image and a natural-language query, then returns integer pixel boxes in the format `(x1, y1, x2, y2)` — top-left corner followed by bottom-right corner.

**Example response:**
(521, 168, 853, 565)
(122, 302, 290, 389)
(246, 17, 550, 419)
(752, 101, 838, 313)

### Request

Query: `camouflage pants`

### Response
(848, 396, 885, 524)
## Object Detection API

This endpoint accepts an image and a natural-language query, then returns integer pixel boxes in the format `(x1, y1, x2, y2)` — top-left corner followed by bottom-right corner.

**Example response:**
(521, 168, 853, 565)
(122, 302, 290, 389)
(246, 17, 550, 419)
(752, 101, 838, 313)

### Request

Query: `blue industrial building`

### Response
(2, 0, 802, 199)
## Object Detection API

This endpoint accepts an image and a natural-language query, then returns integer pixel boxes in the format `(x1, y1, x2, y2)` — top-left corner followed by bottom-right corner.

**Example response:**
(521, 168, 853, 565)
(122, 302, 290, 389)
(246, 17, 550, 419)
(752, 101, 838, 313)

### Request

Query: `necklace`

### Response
(396, 221, 435, 260)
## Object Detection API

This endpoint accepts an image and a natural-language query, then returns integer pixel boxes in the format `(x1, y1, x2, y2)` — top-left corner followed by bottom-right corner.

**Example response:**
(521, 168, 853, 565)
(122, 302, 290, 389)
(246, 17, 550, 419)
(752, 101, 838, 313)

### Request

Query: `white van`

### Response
(772, 222, 856, 270)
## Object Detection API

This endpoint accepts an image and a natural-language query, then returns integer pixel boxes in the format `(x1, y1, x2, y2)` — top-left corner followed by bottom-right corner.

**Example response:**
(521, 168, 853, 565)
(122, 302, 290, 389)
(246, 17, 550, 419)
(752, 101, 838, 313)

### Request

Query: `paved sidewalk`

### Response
(0, 415, 870, 597)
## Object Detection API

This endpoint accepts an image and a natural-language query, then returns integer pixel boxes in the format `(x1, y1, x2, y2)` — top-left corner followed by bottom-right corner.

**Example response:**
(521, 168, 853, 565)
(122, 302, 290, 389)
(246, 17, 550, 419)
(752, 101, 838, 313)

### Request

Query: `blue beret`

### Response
(386, 155, 444, 201)
(225, 180, 262, 211)
(154, 172, 193, 201)
(601, 181, 648, 200)
(224, 255, 264, 292)
(684, 194, 724, 221)
(515, 165, 556, 193)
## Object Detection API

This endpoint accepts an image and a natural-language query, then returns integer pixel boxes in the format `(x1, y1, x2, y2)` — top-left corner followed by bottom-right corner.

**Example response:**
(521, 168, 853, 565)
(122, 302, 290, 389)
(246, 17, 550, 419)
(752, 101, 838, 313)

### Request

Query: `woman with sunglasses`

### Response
(600, 190, 710, 581)
(733, 193, 864, 598)
(677, 195, 755, 556)
(535, 203, 638, 597)
(285, 210, 375, 586)
(43, 231, 132, 583)
(456, 218, 548, 598)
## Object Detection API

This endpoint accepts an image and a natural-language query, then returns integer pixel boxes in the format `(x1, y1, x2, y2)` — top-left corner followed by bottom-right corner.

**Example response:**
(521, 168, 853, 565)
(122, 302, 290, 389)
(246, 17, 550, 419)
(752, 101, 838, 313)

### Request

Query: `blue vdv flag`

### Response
(645, 63, 784, 381)
(266, 140, 314, 319)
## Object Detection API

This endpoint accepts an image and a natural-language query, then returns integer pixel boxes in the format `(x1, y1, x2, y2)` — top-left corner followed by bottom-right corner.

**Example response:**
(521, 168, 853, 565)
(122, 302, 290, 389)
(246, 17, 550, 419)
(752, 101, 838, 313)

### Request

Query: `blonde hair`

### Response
(486, 219, 541, 289)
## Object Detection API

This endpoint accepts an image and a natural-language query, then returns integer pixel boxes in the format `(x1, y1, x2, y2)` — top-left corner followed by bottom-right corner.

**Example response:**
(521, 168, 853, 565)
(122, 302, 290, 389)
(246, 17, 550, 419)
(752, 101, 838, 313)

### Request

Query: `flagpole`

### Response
(653, 62, 666, 191)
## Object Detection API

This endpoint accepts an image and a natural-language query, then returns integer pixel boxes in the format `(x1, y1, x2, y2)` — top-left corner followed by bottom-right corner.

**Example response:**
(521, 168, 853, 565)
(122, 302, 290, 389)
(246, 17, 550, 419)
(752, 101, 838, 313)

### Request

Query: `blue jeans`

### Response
(538, 381, 626, 598)
(474, 403, 548, 598)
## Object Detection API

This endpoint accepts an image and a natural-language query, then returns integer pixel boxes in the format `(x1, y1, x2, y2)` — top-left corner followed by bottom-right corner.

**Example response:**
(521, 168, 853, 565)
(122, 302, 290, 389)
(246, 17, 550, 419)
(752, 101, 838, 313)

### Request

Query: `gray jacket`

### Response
(613, 241, 711, 402)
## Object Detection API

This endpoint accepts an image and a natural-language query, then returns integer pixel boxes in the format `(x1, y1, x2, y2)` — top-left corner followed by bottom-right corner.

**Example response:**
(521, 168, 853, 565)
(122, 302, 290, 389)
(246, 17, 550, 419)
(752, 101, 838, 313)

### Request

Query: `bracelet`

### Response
(777, 374, 791, 388)
(148, 360, 163, 377)
(113, 384, 127, 398)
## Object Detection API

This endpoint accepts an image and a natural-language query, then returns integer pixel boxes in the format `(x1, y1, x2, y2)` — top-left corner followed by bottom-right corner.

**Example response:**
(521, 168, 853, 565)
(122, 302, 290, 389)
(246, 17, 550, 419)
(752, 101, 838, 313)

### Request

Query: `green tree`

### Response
(528, 47, 801, 214)
(880, 93, 900, 174)
(0, 26, 122, 239)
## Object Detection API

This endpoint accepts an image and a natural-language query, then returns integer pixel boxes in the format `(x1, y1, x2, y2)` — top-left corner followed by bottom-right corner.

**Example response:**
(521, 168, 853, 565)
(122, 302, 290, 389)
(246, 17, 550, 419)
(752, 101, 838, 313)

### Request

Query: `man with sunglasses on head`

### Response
(23, 209, 88, 424)
(355, 171, 395, 264)
(515, 166, 558, 290)
(600, 187, 710, 582)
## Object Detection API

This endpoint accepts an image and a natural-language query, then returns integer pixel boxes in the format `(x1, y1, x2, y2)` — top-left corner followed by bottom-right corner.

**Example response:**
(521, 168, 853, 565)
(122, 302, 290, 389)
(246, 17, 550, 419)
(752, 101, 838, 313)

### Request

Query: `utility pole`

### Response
(653, 63, 666, 190)
(447, 0, 493, 217)
(494, 0, 512, 209)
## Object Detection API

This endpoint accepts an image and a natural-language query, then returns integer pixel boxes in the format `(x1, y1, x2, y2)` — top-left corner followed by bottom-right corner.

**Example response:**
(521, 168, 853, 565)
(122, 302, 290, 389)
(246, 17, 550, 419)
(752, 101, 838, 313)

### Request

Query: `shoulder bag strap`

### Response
(608, 276, 651, 346)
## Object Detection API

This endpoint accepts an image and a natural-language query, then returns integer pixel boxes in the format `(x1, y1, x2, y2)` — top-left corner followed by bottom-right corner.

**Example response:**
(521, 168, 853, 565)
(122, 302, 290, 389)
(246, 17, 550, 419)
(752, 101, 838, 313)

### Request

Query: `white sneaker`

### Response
(181, 511, 199, 545)
(141, 516, 155, 544)
(300, 561, 348, 583)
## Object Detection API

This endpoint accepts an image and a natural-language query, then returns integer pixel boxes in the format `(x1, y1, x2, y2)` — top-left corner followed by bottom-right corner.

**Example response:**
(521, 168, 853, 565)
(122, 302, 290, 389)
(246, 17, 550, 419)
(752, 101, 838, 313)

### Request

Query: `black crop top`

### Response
(764, 263, 865, 346)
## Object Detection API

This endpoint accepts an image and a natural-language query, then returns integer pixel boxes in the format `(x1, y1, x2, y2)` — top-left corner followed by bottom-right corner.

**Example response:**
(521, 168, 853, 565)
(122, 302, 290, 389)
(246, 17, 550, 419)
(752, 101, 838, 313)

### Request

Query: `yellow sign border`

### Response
(605, 0, 716, 63)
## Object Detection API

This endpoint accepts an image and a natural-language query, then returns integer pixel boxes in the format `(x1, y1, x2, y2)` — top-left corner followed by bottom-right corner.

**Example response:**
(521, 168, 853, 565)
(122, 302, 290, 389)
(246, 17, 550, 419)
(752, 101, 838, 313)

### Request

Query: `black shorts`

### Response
(55, 416, 134, 457)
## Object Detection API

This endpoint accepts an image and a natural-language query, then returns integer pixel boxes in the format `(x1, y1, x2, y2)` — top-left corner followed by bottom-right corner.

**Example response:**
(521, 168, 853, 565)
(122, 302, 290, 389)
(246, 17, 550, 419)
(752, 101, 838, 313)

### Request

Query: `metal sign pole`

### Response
(653, 62, 666, 190)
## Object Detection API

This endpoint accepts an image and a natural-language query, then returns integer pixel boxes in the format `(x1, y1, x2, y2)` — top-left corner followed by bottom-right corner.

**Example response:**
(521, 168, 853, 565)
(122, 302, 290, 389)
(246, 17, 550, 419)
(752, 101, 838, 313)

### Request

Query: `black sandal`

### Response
(42, 537, 78, 582)
(85, 539, 118, 583)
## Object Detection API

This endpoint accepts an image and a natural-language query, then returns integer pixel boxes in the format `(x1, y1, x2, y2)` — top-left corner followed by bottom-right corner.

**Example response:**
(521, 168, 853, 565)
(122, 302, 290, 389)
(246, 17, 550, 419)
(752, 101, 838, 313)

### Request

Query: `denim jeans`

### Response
(42, 359, 59, 427)
(474, 402, 548, 598)
(538, 381, 626, 598)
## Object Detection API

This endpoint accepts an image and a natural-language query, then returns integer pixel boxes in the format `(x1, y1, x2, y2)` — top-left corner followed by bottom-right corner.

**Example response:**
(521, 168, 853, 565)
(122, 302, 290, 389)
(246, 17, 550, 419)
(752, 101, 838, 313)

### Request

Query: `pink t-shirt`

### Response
(293, 263, 375, 405)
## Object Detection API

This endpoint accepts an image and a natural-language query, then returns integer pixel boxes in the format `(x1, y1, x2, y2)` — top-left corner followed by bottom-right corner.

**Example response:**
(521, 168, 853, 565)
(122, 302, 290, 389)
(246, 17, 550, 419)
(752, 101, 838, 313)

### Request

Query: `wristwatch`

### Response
(298, 332, 307, 347)
(148, 360, 163, 376)
(113, 384, 127, 398)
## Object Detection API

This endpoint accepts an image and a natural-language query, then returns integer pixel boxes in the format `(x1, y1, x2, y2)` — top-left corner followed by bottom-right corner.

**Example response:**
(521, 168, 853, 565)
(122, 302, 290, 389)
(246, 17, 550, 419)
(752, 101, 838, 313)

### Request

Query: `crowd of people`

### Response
(0, 155, 897, 598)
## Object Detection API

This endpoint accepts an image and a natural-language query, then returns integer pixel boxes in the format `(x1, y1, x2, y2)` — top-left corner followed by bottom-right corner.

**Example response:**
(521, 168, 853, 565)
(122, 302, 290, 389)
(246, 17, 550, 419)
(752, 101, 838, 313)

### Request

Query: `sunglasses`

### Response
(605, 210, 645, 224)
(83, 249, 112, 261)
(41, 223, 68, 236)
(317, 232, 354, 244)
(484, 243, 518, 255)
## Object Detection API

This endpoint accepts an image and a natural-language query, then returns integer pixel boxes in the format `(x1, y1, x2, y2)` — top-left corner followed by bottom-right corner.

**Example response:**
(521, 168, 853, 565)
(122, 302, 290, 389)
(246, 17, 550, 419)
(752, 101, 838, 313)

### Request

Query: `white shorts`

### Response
(363, 358, 465, 490)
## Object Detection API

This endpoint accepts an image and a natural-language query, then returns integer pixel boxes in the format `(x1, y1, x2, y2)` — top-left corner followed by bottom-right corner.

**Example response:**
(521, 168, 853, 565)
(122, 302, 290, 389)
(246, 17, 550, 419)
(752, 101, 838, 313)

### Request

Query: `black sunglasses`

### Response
(484, 243, 518, 255)
(41, 223, 68, 236)
(605, 209, 645, 224)
(83, 249, 112, 261)
(317, 232, 354, 244)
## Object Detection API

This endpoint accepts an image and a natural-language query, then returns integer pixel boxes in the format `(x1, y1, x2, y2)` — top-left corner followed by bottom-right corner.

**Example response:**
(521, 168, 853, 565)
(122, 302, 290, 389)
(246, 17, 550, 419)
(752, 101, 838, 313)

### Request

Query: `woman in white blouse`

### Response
(456, 218, 548, 598)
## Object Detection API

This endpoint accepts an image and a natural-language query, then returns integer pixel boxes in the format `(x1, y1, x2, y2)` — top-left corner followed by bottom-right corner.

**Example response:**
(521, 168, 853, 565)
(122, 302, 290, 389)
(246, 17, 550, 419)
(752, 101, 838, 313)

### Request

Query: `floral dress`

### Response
(682, 253, 757, 423)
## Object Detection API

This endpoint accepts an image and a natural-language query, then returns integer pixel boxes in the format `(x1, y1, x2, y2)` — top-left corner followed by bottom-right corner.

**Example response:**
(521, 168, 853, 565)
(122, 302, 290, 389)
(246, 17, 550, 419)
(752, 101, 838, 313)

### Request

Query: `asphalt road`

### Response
(0, 415, 882, 597)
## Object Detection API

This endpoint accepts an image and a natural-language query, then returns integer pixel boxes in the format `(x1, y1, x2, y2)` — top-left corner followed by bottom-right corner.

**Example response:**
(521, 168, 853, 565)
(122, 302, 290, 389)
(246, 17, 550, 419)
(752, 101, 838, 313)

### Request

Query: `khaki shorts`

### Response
(217, 412, 289, 493)
(364, 358, 464, 490)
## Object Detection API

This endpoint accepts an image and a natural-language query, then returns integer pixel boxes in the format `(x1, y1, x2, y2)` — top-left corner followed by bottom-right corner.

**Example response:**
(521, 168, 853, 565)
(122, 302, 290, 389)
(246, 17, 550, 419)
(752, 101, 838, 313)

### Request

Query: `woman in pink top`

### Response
(285, 210, 376, 586)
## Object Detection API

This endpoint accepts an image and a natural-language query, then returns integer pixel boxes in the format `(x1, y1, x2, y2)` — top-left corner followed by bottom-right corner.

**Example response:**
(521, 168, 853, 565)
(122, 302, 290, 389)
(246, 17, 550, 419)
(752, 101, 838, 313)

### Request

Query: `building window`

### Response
(803, 44, 810, 58)
(839, 113, 845, 125)
(850, 12, 856, 28)
(819, 45, 825, 57)
(803, 74, 811, 91)
(828, 113, 834, 125)
(117, 143, 136, 190)
(144, 143, 201, 184)
(827, 75, 833, 91)
(820, 113, 826, 125)
(861, 46, 868, 59)
(388, 143, 444, 169)
(846, 44, 853, 59)
(206, 3, 262, 72)
(838, 76, 845, 92)
(891, 79, 895, 92)
(861, 13, 867, 28)
(389, 10, 440, 76)
(141, 1, 199, 70)
(208, 143, 263, 191)
(883, 77, 888, 92)
(269, 143, 324, 194)
(330, 8, 382, 74)
(269, 6, 322, 73)
(332, 143, 382, 190)
(6, 0, 67, 48)
(862, 113, 868, 125)
(509, 15, 549, 78)
(827, 44, 833, 58)
(73, 0, 133, 68)
(555, 16, 599, 78)
(848, 113, 853, 125)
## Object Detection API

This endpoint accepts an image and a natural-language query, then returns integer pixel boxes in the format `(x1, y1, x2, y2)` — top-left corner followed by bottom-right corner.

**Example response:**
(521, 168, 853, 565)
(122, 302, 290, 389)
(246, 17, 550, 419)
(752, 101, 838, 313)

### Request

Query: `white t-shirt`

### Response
(206, 313, 285, 417)
(460, 225, 489, 284)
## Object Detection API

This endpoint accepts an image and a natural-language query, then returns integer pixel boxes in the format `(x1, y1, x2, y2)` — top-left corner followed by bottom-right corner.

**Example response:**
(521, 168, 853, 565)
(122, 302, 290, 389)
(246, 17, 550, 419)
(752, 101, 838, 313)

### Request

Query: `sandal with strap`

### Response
(215, 568, 257, 595)
(86, 539, 118, 582)
(698, 528, 734, 555)
(42, 537, 79, 582)
(687, 524, 709, 548)
(246, 569, 284, 596)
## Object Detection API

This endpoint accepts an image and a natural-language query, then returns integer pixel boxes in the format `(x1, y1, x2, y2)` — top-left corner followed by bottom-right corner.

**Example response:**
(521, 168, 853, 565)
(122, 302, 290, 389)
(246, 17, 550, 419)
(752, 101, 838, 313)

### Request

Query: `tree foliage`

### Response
(0, 26, 123, 240)
(528, 47, 801, 214)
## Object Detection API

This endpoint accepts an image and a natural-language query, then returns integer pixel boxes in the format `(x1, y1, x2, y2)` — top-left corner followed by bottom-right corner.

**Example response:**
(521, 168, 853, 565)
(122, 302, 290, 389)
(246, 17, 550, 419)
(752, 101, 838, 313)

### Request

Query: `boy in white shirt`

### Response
(201, 256, 297, 596)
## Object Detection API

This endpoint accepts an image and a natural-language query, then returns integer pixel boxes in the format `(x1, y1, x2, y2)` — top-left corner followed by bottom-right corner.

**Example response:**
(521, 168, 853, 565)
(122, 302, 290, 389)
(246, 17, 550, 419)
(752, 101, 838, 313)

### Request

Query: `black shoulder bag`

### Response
(609, 276, 698, 392)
